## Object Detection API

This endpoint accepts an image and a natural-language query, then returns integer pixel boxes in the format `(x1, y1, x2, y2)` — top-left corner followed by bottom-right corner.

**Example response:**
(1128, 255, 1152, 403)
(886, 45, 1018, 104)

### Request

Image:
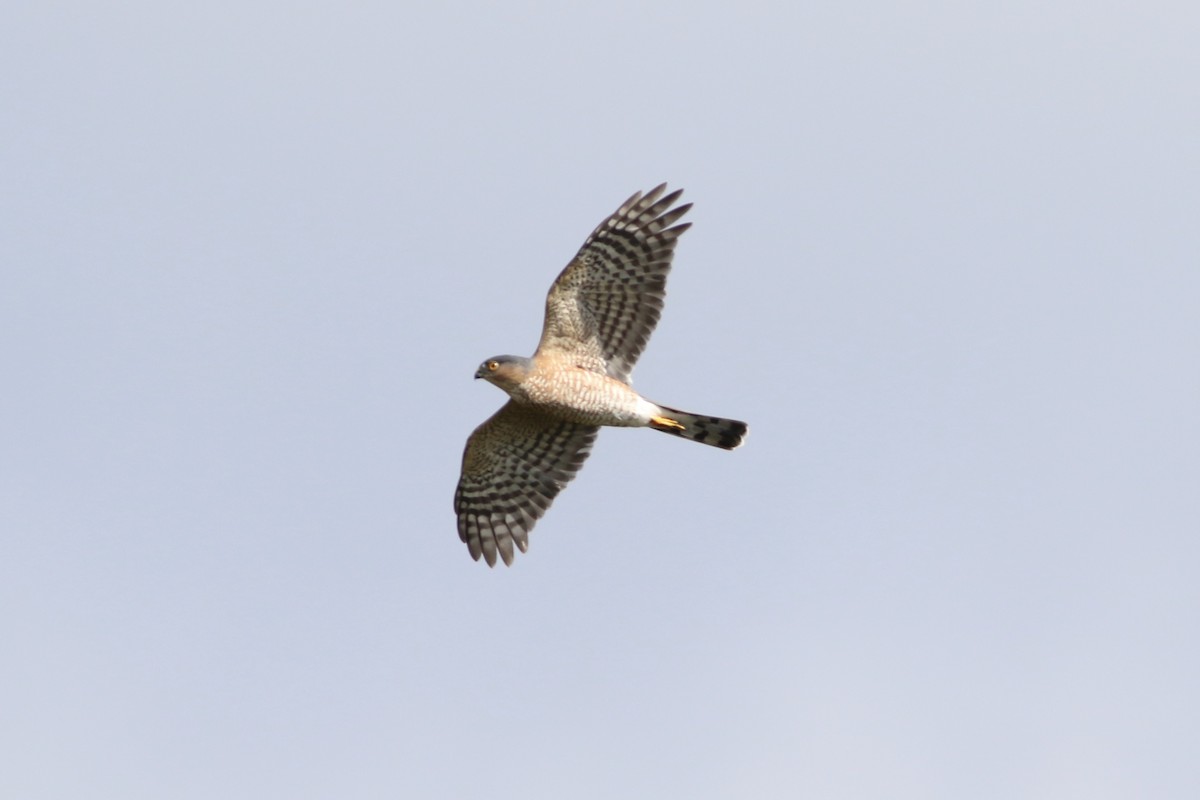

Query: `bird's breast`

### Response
(521, 367, 648, 427)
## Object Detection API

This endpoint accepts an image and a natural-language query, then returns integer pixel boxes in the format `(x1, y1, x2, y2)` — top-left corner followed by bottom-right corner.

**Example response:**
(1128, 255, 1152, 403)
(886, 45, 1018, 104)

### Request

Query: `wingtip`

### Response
(644, 182, 669, 201)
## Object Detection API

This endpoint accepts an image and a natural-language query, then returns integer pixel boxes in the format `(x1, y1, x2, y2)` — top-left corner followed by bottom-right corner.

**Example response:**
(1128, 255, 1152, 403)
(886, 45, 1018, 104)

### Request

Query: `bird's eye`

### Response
(487, 360, 499, 371)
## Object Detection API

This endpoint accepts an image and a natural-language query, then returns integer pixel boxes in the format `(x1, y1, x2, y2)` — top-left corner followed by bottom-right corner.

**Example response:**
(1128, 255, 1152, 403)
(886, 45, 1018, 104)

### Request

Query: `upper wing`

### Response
(454, 400, 599, 567)
(535, 184, 692, 383)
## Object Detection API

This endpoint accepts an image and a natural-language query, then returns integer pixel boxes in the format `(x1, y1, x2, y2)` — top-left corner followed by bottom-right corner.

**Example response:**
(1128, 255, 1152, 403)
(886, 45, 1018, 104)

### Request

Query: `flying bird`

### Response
(454, 184, 747, 566)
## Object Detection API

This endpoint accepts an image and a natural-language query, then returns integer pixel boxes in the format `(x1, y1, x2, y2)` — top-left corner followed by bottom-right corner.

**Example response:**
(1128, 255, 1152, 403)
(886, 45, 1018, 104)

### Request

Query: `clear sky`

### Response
(3, 2, 1197, 798)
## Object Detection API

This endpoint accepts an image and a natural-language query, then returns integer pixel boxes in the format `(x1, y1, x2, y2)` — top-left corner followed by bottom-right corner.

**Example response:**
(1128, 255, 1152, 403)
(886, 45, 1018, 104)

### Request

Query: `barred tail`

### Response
(649, 405, 748, 450)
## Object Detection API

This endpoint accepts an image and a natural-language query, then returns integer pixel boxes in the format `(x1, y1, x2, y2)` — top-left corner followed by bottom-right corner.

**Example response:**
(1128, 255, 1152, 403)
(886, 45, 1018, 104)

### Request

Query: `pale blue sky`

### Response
(2, 2, 1197, 798)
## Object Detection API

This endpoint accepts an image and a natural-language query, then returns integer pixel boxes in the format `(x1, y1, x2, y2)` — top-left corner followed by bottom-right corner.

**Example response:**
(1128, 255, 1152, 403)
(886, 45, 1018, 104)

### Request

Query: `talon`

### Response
(651, 415, 686, 431)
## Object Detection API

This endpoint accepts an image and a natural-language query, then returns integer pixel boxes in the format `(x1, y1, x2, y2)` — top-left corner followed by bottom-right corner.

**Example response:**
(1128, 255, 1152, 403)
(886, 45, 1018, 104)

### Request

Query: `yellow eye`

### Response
(487, 360, 499, 371)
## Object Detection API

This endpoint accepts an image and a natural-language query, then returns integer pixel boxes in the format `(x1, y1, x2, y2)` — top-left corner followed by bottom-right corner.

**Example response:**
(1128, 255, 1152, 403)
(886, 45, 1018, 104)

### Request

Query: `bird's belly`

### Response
(519, 370, 651, 427)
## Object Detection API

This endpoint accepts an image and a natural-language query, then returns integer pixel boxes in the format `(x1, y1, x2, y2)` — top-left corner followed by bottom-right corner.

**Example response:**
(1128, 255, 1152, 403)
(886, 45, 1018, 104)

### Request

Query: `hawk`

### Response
(454, 184, 747, 566)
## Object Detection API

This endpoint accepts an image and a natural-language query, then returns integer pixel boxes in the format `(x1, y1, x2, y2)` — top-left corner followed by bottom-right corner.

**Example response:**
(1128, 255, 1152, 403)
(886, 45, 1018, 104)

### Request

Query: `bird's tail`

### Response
(649, 405, 748, 450)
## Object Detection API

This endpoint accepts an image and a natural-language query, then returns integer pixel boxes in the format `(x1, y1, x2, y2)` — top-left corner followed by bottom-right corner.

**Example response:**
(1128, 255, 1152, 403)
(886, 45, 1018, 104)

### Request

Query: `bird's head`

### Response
(475, 355, 533, 391)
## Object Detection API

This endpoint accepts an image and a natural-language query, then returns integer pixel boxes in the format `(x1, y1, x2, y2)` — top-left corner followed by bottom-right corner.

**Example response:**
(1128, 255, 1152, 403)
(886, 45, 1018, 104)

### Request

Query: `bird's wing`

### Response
(535, 184, 691, 383)
(454, 400, 599, 566)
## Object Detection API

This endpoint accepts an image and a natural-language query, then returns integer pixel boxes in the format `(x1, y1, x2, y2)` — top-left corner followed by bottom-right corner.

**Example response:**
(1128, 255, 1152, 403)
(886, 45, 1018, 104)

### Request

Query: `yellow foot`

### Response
(651, 415, 686, 431)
